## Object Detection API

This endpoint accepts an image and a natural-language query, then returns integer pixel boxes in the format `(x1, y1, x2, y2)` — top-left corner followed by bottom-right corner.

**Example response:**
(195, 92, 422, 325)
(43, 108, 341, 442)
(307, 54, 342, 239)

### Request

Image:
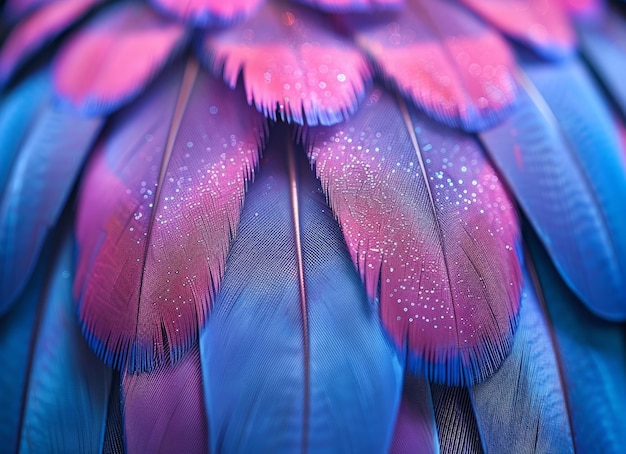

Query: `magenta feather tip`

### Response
(201, 2, 371, 126)
(306, 87, 521, 384)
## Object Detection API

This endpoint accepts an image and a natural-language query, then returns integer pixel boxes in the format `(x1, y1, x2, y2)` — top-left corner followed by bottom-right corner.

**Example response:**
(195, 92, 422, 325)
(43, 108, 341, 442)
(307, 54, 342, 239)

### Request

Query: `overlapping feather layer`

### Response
(1, 0, 625, 451)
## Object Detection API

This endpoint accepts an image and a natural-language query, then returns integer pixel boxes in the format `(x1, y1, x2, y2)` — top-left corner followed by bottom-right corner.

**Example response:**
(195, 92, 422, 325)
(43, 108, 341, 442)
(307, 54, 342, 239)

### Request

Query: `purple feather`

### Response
(122, 346, 208, 454)
(305, 87, 521, 385)
(75, 60, 266, 372)
(390, 375, 439, 453)
(199, 1, 371, 126)
(343, 0, 517, 131)
(53, 2, 188, 115)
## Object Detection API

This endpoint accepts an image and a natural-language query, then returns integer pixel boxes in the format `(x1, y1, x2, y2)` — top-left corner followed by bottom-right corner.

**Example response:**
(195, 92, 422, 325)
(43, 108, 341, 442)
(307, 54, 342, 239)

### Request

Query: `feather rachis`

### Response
(306, 87, 521, 385)
(75, 60, 267, 372)
(201, 128, 402, 451)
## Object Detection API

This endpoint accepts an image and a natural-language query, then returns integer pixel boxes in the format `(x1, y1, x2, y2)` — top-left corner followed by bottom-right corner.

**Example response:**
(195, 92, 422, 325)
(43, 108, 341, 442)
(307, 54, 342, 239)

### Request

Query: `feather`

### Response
(0, 77, 102, 314)
(0, 227, 111, 453)
(577, 8, 626, 119)
(199, 1, 371, 126)
(150, 0, 263, 25)
(0, 233, 48, 452)
(53, 2, 188, 115)
(458, 0, 575, 59)
(4, 0, 53, 19)
(122, 346, 208, 453)
(305, 87, 521, 385)
(200, 127, 402, 452)
(559, 0, 601, 16)
(431, 385, 484, 454)
(343, 0, 517, 131)
(300, 0, 403, 11)
(0, 70, 48, 199)
(102, 373, 125, 454)
(390, 375, 440, 454)
(0, 0, 101, 86)
(3, 0, 626, 451)
(527, 230, 626, 452)
(75, 59, 266, 372)
(481, 58, 626, 318)
(470, 257, 574, 453)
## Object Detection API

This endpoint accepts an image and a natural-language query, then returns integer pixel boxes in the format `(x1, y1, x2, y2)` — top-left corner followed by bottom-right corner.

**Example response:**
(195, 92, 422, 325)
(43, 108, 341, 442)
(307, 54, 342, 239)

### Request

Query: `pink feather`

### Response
(53, 3, 187, 114)
(201, 1, 371, 126)
(343, 0, 517, 131)
(75, 61, 266, 372)
(558, 0, 601, 16)
(305, 87, 521, 385)
(459, 0, 575, 58)
(0, 0, 101, 85)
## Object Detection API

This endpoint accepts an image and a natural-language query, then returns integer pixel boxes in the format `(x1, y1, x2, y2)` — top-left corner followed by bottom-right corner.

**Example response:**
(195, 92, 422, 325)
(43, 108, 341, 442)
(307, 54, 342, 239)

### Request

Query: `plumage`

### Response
(343, 0, 517, 130)
(458, 0, 575, 58)
(470, 256, 574, 453)
(0, 231, 47, 452)
(302, 0, 404, 10)
(201, 129, 402, 452)
(4, 0, 55, 20)
(524, 57, 626, 316)
(480, 58, 626, 318)
(431, 385, 483, 454)
(150, 0, 263, 25)
(578, 7, 626, 119)
(200, 1, 371, 126)
(0, 226, 111, 453)
(102, 374, 124, 454)
(306, 87, 521, 385)
(1, 0, 626, 451)
(0, 71, 102, 313)
(122, 346, 208, 453)
(390, 375, 440, 454)
(0, 0, 101, 85)
(75, 59, 265, 372)
(53, 2, 187, 115)
(528, 231, 626, 452)
(0, 70, 48, 205)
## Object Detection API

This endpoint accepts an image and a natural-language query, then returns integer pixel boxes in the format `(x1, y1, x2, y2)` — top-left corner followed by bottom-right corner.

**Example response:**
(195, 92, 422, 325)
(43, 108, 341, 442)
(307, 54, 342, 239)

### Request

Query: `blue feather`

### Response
(200, 128, 402, 452)
(0, 90, 102, 314)
(0, 229, 47, 452)
(0, 227, 112, 452)
(0, 70, 48, 203)
(578, 10, 626, 119)
(102, 372, 124, 454)
(470, 258, 573, 453)
(480, 57, 626, 319)
(527, 230, 626, 452)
